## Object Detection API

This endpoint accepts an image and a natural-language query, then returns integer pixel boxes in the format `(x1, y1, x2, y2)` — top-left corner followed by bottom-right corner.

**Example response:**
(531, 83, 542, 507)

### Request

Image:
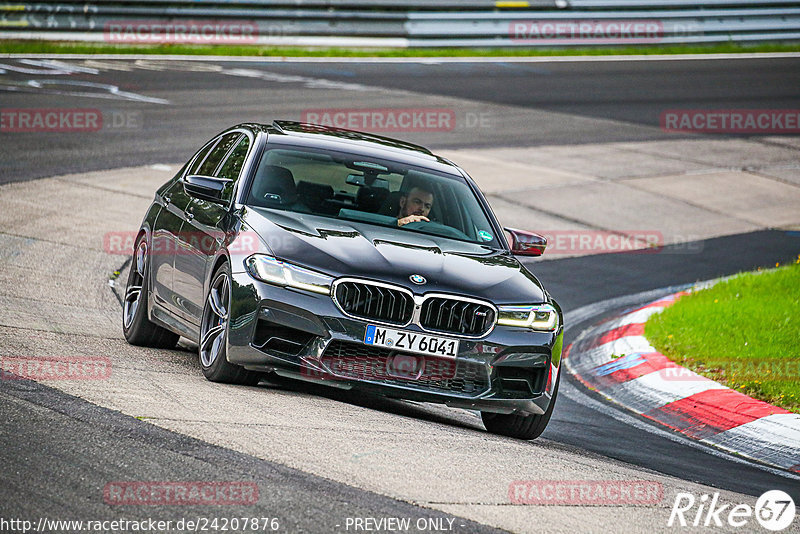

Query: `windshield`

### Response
(245, 144, 502, 247)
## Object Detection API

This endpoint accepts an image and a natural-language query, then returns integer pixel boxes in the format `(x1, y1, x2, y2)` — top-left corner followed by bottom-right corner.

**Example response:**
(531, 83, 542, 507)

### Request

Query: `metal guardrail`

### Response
(407, 7, 800, 46)
(1, 0, 556, 7)
(2, 1, 800, 47)
(568, 0, 800, 7)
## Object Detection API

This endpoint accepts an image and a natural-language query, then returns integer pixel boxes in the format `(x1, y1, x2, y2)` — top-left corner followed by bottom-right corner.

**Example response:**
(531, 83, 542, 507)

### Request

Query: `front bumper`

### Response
(227, 272, 563, 416)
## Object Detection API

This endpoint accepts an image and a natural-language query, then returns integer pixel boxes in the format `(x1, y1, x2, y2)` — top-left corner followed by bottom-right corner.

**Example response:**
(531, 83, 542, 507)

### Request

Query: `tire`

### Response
(481, 370, 560, 440)
(123, 237, 180, 349)
(199, 262, 262, 386)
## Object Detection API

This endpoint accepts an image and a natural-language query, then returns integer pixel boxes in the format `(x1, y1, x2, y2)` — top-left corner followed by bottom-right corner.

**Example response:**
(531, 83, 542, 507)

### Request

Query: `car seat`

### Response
(252, 165, 297, 206)
(378, 190, 404, 217)
(297, 181, 335, 213)
(357, 186, 390, 213)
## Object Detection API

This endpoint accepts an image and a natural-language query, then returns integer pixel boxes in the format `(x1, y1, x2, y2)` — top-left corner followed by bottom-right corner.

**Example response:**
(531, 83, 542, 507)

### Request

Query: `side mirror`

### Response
(505, 227, 547, 257)
(183, 175, 231, 204)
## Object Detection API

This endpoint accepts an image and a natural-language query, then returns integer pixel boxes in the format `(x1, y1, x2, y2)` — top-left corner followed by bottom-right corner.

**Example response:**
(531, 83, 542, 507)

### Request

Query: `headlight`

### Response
(497, 304, 559, 331)
(245, 254, 333, 295)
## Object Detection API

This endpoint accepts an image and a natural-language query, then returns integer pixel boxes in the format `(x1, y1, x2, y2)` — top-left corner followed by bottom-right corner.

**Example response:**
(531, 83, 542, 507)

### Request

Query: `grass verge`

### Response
(2, 40, 800, 57)
(646, 258, 800, 413)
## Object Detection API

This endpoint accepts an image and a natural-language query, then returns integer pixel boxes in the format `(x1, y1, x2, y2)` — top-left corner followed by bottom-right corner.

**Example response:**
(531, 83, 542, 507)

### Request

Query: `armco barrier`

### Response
(1, 1, 799, 47)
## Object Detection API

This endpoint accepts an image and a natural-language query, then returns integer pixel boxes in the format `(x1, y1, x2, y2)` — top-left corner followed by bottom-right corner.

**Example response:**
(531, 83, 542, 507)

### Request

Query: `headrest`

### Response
(253, 165, 296, 205)
(357, 186, 390, 213)
(378, 190, 404, 216)
(297, 181, 334, 211)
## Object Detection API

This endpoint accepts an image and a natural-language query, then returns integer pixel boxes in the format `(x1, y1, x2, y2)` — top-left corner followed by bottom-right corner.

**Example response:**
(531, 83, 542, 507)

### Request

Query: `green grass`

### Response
(2, 40, 800, 57)
(645, 258, 800, 413)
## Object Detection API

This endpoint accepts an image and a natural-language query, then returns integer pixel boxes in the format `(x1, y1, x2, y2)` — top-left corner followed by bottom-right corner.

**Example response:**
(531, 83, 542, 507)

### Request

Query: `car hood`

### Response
(242, 207, 547, 304)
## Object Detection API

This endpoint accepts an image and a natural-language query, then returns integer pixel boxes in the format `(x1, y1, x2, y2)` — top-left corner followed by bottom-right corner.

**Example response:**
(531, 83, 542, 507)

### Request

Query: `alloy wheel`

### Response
(123, 240, 147, 329)
(200, 271, 230, 367)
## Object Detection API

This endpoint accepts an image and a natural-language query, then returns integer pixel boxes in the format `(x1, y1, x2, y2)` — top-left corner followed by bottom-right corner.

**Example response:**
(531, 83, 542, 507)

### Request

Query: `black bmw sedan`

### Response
(123, 121, 563, 439)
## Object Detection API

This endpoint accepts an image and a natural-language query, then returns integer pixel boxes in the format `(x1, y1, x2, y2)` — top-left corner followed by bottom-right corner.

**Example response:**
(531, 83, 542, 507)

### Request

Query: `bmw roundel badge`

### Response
(409, 274, 427, 285)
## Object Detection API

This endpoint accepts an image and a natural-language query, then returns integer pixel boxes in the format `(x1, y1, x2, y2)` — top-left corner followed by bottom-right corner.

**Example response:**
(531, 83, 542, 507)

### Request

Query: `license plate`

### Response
(364, 325, 459, 358)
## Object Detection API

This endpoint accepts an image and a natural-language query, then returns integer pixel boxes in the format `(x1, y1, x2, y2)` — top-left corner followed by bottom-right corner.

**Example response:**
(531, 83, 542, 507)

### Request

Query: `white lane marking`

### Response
(19, 59, 100, 75)
(134, 59, 224, 72)
(80, 59, 223, 73)
(149, 164, 174, 172)
(605, 371, 728, 414)
(3, 53, 800, 63)
(82, 59, 135, 72)
(2, 58, 377, 96)
(0, 60, 169, 103)
(222, 67, 375, 92)
(612, 306, 666, 326)
(559, 378, 800, 480)
(0, 62, 72, 75)
(595, 334, 657, 357)
(0, 79, 170, 104)
(582, 308, 665, 345)
(704, 414, 800, 471)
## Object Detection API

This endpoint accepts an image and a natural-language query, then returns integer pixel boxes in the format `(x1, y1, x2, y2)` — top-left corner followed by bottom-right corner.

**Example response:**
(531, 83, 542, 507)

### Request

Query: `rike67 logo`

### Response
(668, 490, 796, 531)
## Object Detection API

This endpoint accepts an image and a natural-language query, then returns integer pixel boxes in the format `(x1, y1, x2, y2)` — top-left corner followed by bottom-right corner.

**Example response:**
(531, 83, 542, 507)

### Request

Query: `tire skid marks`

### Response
(0, 58, 377, 105)
(0, 59, 169, 104)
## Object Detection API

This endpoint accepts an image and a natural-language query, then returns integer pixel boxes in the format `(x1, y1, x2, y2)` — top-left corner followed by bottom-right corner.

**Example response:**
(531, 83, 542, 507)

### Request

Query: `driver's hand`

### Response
(397, 215, 430, 227)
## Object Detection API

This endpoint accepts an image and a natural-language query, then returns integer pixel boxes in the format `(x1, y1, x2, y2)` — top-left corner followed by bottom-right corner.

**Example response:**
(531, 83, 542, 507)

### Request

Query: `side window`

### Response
(216, 135, 250, 180)
(215, 135, 251, 202)
(197, 132, 241, 176)
(187, 140, 218, 176)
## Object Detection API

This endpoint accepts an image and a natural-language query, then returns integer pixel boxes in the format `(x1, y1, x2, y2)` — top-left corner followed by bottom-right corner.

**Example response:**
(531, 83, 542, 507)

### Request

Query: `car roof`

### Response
(231, 121, 464, 176)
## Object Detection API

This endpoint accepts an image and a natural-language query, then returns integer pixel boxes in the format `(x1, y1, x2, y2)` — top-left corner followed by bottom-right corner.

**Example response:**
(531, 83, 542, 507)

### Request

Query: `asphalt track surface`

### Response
(1, 56, 799, 183)
(1, 57, 800, 532)
(0, 378, 498, 533)
(225, 58, 800, 130)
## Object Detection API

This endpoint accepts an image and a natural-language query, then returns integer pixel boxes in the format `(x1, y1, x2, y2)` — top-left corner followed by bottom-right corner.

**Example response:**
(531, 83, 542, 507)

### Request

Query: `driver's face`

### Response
(400, 187, 434, 218)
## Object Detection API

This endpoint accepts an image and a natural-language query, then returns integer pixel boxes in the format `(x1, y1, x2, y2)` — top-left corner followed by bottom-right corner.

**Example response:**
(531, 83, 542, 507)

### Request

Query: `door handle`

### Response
(186, 207, 194, 221)
(163, 195, 171, 205)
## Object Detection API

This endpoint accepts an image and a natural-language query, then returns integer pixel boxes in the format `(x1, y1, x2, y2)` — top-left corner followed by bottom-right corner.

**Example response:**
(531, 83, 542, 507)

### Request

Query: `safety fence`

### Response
(2, 0, 799, 47)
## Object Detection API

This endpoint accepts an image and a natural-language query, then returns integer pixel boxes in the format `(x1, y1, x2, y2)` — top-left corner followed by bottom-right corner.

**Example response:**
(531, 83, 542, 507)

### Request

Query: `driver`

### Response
(397, 185, 434, 227)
